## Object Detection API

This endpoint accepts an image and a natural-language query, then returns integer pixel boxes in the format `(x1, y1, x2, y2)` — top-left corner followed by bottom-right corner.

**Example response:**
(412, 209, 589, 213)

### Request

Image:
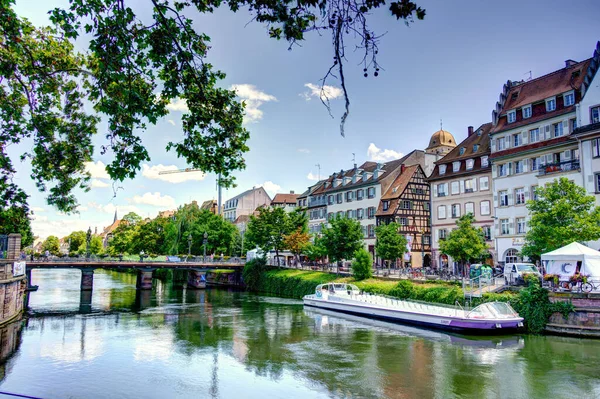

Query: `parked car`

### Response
(503, 263, 542, 285)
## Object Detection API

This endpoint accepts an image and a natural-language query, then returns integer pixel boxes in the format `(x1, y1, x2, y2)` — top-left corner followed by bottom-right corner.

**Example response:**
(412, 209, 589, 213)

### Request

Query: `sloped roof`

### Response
(271, 193, 299, 204)
(377, 165, 421, 216)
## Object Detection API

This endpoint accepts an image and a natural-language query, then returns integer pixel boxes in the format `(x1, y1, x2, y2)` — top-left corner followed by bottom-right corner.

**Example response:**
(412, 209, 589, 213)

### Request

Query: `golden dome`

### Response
(427, 129, 456, 149)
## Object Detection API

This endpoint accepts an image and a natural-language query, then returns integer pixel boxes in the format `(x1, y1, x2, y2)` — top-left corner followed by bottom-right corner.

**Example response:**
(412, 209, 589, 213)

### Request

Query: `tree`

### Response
(321, 216, 363, 273)
(522, 177, 600, 262)
(284, 229, 310, 265)
(246, 207, 293, 265)
(352, 248, 372, 280)
(122, 212, 142, 226)
(303, 235, 328, 263)
(439, 213, 488, 276)
(1, 0, 425, 212)
(67, 231, 86, 252)
(375, 222, 407, 272)
(89, 235, 104, 255)
(0, 207, 33, 247)
(42, 235, 60, 256)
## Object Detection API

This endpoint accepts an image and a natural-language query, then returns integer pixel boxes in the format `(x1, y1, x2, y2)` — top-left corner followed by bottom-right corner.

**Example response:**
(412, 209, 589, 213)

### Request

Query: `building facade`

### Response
(428, 124, 495, 271)
(490, 58, 592, 265)
(271, 192, 299, 212)
(223, 187, 271, 223)
(376, 164, 431, 268)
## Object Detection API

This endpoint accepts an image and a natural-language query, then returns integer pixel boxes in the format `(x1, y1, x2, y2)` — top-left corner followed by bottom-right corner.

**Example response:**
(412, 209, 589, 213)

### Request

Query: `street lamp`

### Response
(421, 228, 425, 267)
(86, 227, 92, 259)
(187, 234, 193, 261)
(203, 231, 208, 260)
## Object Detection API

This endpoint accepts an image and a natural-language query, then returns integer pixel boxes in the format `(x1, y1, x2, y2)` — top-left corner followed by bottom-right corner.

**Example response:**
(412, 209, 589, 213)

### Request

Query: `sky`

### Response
(10, 0, 600, 239)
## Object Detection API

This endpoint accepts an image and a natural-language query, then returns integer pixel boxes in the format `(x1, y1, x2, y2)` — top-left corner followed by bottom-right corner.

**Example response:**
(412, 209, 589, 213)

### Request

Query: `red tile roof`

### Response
(271, 193, 299, 204)
(377, 165, 421, 216)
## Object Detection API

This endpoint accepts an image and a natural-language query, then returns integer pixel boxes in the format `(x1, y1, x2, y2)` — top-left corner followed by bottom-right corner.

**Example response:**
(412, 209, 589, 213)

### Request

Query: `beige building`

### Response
(223, 186, 271, 223)
(427, 124, 495, 272)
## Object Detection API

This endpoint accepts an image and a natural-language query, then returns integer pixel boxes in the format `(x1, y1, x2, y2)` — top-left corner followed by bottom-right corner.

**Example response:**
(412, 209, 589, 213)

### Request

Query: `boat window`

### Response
(511, 265, 517, 273)
(517, 264, 538, 273)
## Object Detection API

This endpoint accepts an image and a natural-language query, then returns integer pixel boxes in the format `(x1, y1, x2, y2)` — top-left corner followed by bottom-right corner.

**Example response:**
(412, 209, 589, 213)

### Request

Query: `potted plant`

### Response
(544, 273, 559, 287)
(569, 273, 589, 284)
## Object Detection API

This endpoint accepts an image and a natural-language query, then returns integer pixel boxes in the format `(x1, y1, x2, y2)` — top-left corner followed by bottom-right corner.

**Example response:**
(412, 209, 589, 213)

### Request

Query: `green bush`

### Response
(242, 257, 267, 291)
(389, 280, 414, 299)
(352, 248, 373, 280)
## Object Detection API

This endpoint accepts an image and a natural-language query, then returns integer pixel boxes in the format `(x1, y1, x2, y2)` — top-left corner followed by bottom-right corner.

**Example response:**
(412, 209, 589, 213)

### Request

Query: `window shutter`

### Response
(493, 194, 498, 208)
(507, 193, 513, 206)
(524, 187, 530, 199)
(491, 139, 496, 152)
(508, 218, 514, 235)
(504, 136, 510, 148)
(459, 180, 465, 193)
(492, 165, 497, 178)
(522, 160, 529, 173)
(544, 124, 551, 140)
(473, 179, 478, 192)
(546, 154, 553, 164)
(522, 131, 529, 144)
(433, 184, 438, 196)
(507, 162, 513, 175)
(562, 120, 569, 134)
(564, 150, 571, 160)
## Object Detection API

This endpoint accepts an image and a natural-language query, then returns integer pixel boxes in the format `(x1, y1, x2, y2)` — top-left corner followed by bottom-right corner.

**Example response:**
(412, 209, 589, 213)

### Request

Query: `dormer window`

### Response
(466, 159, 474, 170)
(522, 104, 532, 119)
(452, 161, 460, 172)
(481, 156, 489, 168)
(546, 97, 556, 112)
(473, 144, 479, 152)
(383, 201, 389, 211)
(507, 110, 516, 123)
(564, 91, 575, 107)
(439, 164, 447, 175)
(459, 147, 465, 155)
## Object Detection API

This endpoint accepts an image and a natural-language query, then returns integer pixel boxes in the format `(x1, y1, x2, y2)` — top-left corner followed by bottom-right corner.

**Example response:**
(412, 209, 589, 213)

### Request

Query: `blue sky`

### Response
(12, 0, 600, 239)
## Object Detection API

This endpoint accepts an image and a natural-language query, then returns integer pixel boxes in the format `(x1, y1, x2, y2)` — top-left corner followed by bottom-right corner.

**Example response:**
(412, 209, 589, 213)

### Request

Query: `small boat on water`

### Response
(302, 283, 524, 333)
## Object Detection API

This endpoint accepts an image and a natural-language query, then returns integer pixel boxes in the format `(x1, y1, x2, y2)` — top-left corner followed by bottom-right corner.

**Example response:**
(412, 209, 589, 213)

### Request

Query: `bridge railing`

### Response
(27, 255, 247, 264)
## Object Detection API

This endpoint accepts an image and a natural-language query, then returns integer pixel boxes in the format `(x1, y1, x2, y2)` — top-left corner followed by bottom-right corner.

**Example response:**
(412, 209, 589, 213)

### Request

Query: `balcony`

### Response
(309, 198, 327, 207)
(538, 159, 580, 176)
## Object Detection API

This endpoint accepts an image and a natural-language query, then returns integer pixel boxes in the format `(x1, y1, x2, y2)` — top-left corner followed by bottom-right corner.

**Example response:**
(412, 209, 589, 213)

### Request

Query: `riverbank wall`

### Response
(547, 293, 600, 338)
(0, 234, 26, 327)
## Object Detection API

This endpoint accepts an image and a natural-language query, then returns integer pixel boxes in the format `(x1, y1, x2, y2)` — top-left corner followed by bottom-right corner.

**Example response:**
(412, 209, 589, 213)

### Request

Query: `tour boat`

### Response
(302, 283, 524, 333)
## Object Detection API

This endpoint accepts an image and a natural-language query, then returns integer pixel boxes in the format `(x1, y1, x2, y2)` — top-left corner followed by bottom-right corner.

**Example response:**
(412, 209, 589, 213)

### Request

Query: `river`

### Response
(0, 269, 599, 399)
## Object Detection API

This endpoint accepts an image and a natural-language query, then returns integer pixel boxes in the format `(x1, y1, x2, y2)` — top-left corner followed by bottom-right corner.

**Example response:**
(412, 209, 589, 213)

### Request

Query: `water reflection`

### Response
(1, 269, 599, 399)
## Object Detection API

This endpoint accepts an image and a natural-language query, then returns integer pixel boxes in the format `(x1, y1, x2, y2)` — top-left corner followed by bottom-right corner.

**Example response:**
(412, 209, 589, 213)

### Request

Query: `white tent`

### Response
(541, 242, 600, 279)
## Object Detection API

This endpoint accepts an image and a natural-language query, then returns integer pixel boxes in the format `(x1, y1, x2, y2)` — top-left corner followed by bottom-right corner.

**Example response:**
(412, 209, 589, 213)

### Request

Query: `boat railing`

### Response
(349, 291, 468, 314)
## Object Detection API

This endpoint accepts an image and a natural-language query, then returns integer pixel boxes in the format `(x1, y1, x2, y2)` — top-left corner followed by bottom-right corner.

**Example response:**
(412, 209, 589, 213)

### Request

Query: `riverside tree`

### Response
(375, 222, 407, 272)
(41, 235, 60, 256)
(522, 177, 600, 262)
(66, 230, 86, 252)
(439, 213, 488, 276)
(352, 248, 373, 280)
(284, 228, 311, 265)
(1, 0, 425, 213)
(321, 216, 363, 273)
(0, 207, 33, 247)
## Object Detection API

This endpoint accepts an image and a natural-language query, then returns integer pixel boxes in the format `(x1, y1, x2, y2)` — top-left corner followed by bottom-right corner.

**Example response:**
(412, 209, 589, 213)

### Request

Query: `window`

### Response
(523, 105, 532, 119)
(336, 193, 343, 204)
(465, 179, 474, 193)
(451, 204, 461, 218)
(439, 229, 447, 240)
(439, 165, 447, 175)
(531, 185, 538, 201)
(515, 188, 525, 205)
(479, 176, 489, 190)
(423, 236, 430, 245)
(328, 195, 334, 205)
(529, 128, 539, 143)
(362, 225, 367, 238)
(473, 144, 479, 152)
(481, 156, 489, 168)
(530, 157, 540, 171)
(596, 173, 600, 193)
(546, 97, 556, 112)
(499, 190, 509, 207)
(498, 163, 507, 177)
(437, 183, 447, 197)
(505, 249, 519, 263)
(516, 217, 526, 234)
(382, 201, 389, 211)
(593, 138, 600, 158)
(571, 118, 577, 133)
(356, 189, 364, 200)
(482, 226, 492, 240)
(554, 122, 563, 137)
(513, 133, 522, 147)
(466, 159, 474, 170)
(497, 138, 505, 151)
(401, 200, 411, 209)
(459, 147, 465, 155)
(592, 106, 600, 123)
(438, 205, 446, 219)
(346, 210, 353, 219)
(367, 207, 376, 219)
(564, 91, 575, 107)
(346, 191, 354, 202)
(453, 161, 461, 172)
(514, 160, 524, 174)
(337, 211, 343, 218)
(367, 187, 376, 199)
(507, 110, 516, 123)
(368, 225, 375, 238)
(480, 200, 490, 216)
(500, 219, 510, 235)
(357, 208, 364, 220)
(465, 202, 474, 215)
(451, 181, 459, 195)
(398, 217, 408, 226)
(424, 202, 430, 211)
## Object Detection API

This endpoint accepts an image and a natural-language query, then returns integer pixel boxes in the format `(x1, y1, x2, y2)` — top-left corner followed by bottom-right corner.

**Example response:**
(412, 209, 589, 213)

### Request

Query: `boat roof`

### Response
(316, 283, 359, 291)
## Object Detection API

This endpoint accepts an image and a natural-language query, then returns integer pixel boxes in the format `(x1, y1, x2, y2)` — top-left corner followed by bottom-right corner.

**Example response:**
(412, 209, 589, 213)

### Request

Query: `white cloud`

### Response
(141, 164, 206, 184)
(367, 143, 404, 162)
(84, 161, 110, 180)
(301, 83, 343, 102)
(230, 84, 277, 125)
(31, 206, 45, 213)
(31, 218, 94, 240)
(166, 98, 189, 112)
(307, 172, 319, 181)
(88, 202, 142, 215)
(257, 181, 281, 197)
(297, 148, 310, 154)
(168, 119, 176, 126)
(78, 206, 89, 212)
(127, 192, 176, 208)
(91, 179, 109, 188)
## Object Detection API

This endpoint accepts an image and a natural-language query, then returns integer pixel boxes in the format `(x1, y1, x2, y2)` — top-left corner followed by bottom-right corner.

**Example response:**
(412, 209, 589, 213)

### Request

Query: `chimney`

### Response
(400, 164, 405, 174)
(290, 190, 294, 194)
(468, 126, 474, 136)
(565, 59, 577, 68)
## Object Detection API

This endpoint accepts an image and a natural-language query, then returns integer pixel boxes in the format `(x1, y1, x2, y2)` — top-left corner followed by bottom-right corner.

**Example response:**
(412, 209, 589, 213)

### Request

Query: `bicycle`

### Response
(581, 280, 600, 293)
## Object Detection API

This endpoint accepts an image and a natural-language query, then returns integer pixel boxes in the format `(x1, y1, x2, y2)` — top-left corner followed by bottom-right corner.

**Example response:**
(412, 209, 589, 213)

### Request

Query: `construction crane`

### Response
(158, 168, 222, 216)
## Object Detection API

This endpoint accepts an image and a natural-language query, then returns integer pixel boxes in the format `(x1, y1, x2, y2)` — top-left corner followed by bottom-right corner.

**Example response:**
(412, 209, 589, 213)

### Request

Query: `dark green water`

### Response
(0, 269, 599, 399)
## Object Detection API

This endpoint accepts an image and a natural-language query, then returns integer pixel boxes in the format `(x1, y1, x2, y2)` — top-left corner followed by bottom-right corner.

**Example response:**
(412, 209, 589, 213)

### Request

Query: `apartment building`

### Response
(271, 192, 299, 212)
(428, 124, 494, 271)
(490, 57, 592, 265)
(223, 186, 271, 223)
